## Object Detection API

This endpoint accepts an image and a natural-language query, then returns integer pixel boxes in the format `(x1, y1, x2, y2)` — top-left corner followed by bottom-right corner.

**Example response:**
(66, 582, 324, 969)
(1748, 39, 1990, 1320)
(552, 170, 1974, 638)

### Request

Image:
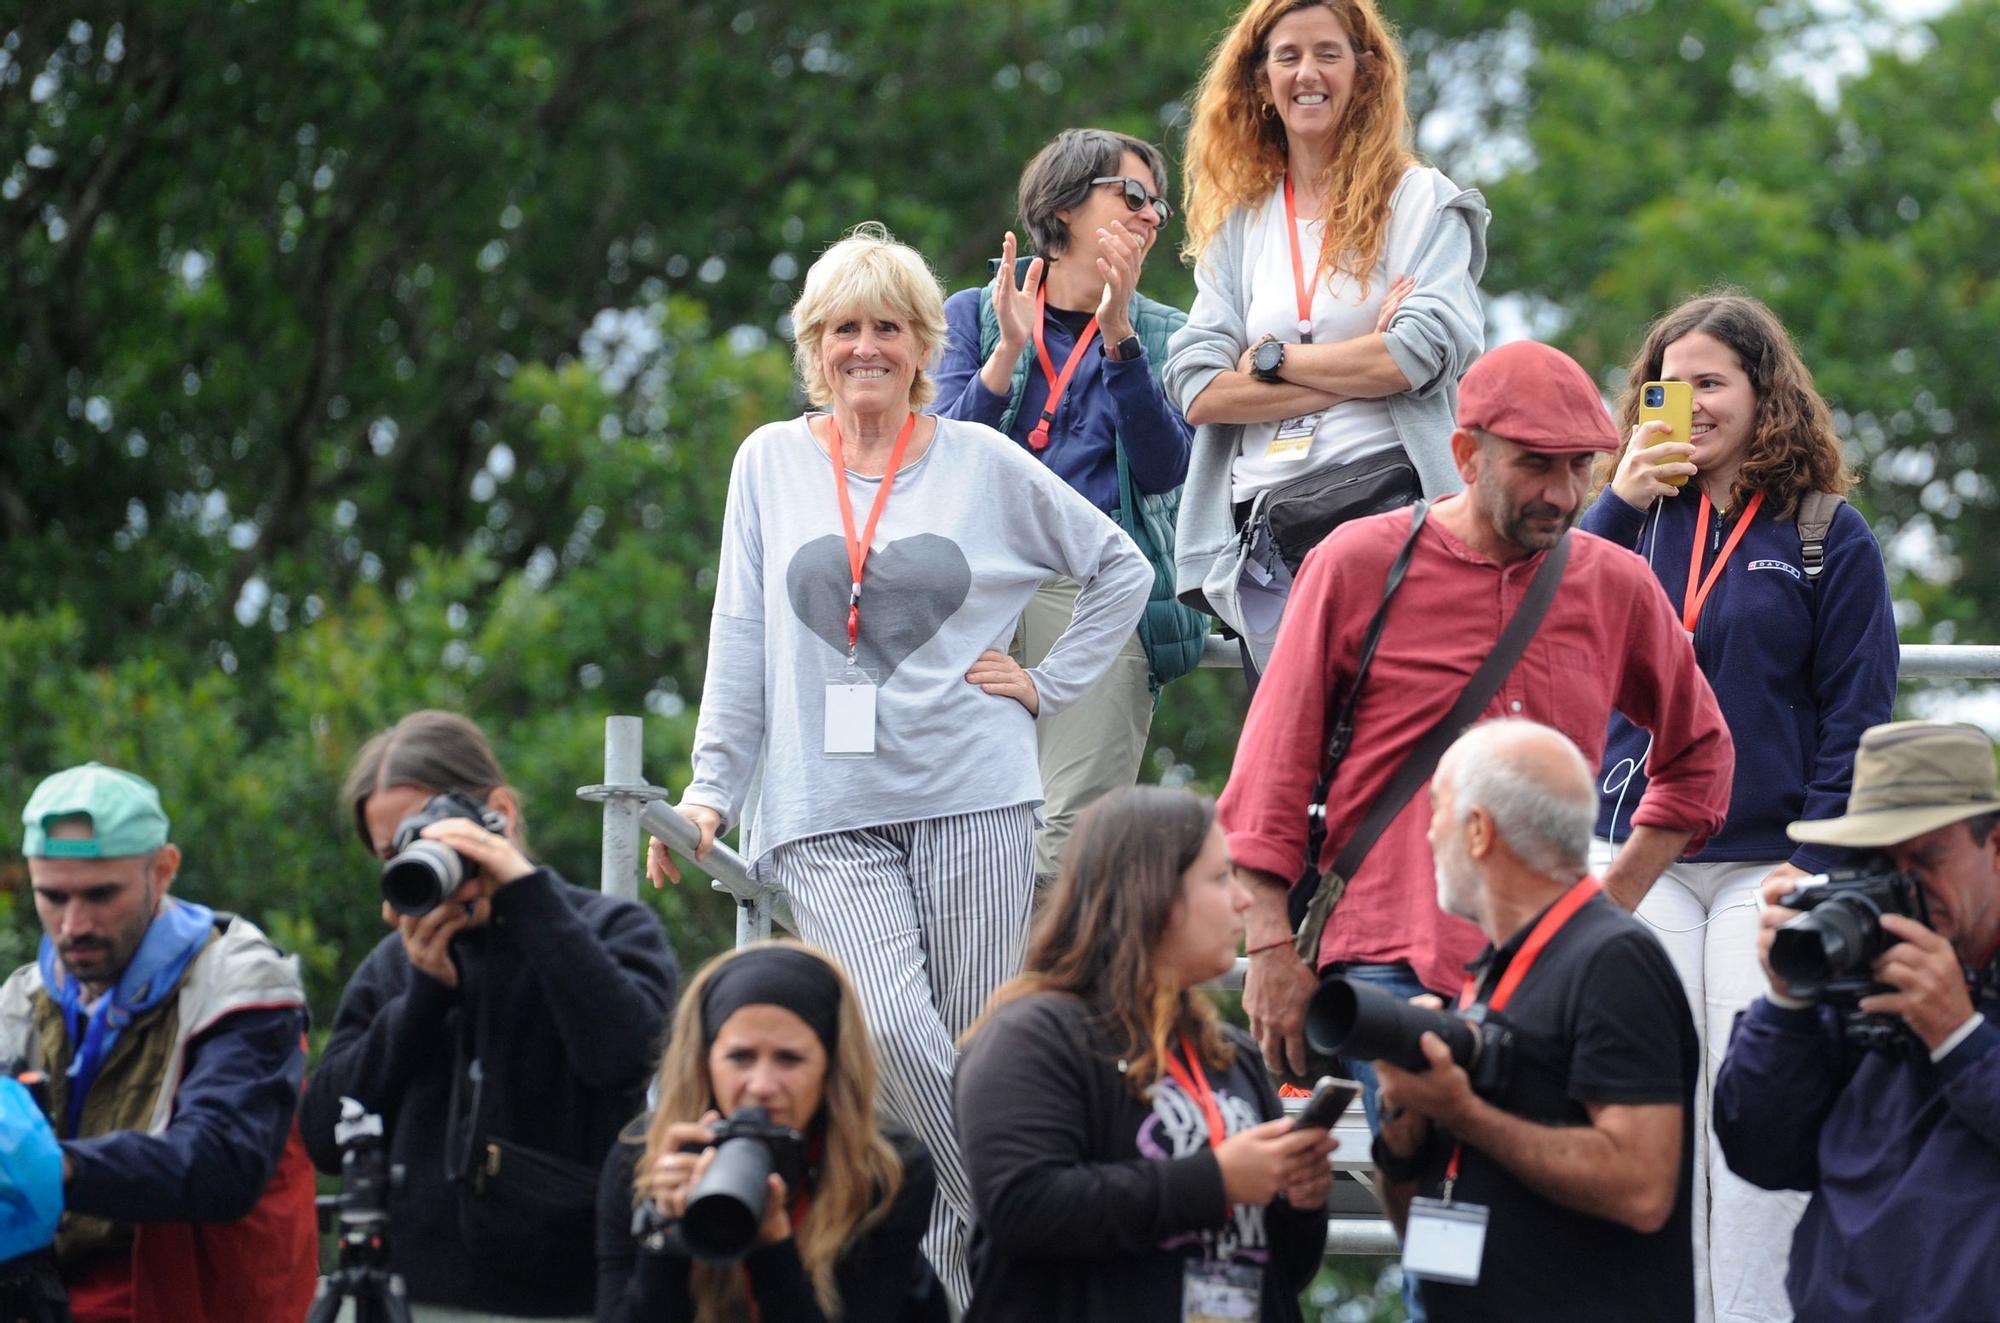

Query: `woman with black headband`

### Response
(595, 942, 944, 1323)
(955, 787, 1335, 1321)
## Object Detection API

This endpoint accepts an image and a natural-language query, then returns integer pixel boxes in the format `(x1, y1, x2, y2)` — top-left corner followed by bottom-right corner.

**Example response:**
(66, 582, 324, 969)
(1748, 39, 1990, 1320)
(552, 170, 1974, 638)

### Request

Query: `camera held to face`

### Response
(1305, 976, 1516, 1098)
(1770, 864, 1933, 1055)
(380, 792, 508, 918)
(634, 1106, 809, 1263)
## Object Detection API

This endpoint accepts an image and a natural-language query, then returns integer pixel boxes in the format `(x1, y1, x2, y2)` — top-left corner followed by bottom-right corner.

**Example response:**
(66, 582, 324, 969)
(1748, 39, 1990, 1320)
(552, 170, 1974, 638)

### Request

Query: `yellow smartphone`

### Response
(1639, 381, 1693, 487)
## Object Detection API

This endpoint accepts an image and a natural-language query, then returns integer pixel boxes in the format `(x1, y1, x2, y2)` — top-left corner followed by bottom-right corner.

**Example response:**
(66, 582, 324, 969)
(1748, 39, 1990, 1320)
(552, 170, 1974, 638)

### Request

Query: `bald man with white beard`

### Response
(1367, 720, 1699, 1323)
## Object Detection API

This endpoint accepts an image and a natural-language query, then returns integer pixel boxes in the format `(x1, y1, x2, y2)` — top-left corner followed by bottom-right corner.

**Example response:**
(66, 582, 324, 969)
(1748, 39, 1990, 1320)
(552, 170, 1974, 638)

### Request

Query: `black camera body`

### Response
(665, 1106, 809, 1262)
(1305, 977, 1515, 1098)
(381, 792, 508, 917)
(1771, 865, 1933, 1055)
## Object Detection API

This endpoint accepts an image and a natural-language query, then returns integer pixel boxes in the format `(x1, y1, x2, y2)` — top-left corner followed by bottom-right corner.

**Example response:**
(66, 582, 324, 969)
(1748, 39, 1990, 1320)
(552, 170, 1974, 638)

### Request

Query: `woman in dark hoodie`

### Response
(955, 786, 1334, 1322)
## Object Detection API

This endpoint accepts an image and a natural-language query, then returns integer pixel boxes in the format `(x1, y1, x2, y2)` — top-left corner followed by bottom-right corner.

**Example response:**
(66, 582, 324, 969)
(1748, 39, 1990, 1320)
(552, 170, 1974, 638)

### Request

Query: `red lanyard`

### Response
(825, 412, 918, 663)
(1161, 1044, 1227, 1148)
(1281, 173, 1315, 343)
(1681, 490, 1765, 634)
(1439, 876, 1602, 1193)
(1025, 282, 1100, 452)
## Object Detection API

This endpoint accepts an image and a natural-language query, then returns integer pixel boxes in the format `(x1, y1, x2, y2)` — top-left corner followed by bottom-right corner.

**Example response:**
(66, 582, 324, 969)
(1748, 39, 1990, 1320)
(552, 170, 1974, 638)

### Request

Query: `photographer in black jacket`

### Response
(302, 710, 678, 1320)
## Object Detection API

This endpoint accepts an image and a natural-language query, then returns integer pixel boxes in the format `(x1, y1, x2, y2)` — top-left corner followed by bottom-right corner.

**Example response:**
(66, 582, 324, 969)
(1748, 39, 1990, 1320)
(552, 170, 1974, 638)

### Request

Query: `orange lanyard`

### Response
(825, 412, 918, 663)
(1161, 1044, 1227, 1148)
(1281, 173, 1315, 343)
(1440, 877, 1602, 1192)
(1025, 282, 1100, 452)
(1681, 489, 1765, 634)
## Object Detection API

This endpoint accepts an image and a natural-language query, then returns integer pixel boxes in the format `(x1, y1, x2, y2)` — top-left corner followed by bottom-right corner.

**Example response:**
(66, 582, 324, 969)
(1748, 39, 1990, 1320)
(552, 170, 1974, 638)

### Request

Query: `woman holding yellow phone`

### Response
(1580, 291, 1898, 1323)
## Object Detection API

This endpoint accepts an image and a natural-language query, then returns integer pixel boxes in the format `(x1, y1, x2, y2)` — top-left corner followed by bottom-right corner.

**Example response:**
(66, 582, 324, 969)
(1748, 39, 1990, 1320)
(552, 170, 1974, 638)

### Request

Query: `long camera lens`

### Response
(380, 841, 466, 918)
(680, 1107, 778, 1261)
(1769, 896, 1882, 991)
(1305, 976, 1479, 1072)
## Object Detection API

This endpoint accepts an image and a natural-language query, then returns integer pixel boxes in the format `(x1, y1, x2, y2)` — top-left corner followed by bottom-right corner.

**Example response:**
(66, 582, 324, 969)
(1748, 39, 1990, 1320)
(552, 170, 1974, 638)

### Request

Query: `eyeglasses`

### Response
(1090, 176, 1173, 222)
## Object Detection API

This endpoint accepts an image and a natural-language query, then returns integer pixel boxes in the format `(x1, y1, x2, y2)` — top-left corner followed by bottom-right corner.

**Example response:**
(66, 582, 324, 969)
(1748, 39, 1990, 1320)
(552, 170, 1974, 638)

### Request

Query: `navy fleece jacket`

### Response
(931, 286, 1192, 513)
(1581, 489, 1898, 871)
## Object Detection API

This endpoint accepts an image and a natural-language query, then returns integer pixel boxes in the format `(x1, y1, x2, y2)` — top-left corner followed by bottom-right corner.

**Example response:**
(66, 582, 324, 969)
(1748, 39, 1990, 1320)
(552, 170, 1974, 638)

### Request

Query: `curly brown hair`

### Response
(1611, 291, 1853, 520)
(969, 786, 1233, 1097)
(1181, 0, 1414, 296)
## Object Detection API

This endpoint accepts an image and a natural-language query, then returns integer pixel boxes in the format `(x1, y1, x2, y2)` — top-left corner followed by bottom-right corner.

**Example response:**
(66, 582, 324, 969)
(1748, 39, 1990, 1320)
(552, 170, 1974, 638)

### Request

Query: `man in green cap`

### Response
(0, 762, 319, 1323)
(1713, 720, 2000, 1322)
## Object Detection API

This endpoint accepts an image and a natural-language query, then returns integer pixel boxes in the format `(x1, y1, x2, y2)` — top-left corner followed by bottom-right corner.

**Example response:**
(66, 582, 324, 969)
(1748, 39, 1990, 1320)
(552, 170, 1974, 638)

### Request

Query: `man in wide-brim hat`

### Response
(1711, 719, 2000, 1323)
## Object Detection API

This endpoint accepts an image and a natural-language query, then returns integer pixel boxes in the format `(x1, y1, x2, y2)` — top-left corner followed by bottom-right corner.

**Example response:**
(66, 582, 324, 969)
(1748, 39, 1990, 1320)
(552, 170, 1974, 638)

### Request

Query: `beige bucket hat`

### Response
(1788, 720, 2000, 848)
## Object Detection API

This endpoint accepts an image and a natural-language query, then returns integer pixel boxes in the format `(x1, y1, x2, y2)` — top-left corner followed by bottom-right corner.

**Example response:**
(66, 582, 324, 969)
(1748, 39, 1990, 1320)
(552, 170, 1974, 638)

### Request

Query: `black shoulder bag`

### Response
(1288, 514, 1575, 962)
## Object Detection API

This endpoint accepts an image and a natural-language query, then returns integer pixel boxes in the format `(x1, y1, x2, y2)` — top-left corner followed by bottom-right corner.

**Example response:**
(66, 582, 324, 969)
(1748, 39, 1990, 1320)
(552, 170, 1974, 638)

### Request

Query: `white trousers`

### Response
(767, 804, 1038, 1312)
(1594, 840, 1806, 1323)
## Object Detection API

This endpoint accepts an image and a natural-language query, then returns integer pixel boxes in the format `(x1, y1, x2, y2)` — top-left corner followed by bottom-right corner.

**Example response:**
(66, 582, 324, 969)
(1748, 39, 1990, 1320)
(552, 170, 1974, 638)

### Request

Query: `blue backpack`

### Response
(0, 1076, 63, 1260)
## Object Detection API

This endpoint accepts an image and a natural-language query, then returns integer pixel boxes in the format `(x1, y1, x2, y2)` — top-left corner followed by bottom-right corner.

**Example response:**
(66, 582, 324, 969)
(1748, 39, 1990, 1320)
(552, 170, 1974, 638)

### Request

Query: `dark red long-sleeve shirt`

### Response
(1220, 501, 1734, 994)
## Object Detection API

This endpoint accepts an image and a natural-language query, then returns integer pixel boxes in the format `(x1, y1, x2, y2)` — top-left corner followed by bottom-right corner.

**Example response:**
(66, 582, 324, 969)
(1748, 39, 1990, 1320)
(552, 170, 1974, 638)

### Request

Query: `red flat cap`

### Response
(1456, 340, 1619, 454)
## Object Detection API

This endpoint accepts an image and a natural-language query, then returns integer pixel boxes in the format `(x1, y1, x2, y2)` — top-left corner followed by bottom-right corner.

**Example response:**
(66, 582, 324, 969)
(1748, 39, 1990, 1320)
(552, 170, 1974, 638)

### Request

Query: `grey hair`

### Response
(1443, 720, 1595, 881)
(1018, 128, 1171, 257)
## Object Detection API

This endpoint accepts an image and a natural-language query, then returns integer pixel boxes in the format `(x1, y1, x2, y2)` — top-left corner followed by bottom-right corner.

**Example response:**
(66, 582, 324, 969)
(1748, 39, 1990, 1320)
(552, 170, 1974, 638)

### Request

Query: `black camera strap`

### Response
(1291, 523, 1575, 961)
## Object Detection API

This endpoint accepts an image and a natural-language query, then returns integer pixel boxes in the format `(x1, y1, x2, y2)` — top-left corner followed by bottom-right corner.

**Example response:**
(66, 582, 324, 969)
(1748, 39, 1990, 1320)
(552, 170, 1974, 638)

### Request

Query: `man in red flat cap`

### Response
(1222, 340, 1735, 1101)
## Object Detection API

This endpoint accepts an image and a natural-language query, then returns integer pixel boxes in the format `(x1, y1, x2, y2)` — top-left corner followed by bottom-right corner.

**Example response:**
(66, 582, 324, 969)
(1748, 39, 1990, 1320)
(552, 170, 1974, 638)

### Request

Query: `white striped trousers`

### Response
(766, 803, 1038, 1313)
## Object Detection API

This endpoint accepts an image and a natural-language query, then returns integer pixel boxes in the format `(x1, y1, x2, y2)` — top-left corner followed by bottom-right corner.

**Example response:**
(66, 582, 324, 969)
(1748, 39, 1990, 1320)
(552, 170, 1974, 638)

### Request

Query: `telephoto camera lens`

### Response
(680, 1107, 780, 1262)
(380, 840, 468, 918)
(1305, 976, 1480, 1073)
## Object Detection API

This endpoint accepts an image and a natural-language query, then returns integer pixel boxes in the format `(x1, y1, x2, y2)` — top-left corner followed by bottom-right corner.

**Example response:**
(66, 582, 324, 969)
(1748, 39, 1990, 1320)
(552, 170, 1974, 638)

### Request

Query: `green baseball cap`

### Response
(21, 763, 170, 859)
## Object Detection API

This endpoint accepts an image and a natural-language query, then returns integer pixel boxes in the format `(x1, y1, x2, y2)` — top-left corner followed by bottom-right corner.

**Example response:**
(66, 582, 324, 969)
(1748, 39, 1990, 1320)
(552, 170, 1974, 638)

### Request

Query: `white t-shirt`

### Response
(681, 416, 1152, 870)
(1230, 165, 1440, 501)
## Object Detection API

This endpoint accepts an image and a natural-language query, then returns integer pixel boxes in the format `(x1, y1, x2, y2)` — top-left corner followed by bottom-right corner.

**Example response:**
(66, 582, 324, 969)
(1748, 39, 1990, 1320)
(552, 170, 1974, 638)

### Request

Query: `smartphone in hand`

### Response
(1640, 381, 1694, 487)
(1294, 1076, 1361, 1131)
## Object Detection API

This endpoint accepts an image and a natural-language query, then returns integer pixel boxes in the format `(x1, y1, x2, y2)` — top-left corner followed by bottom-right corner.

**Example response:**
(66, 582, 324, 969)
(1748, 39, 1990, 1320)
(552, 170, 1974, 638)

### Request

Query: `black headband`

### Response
(699, 947, 842, 1055)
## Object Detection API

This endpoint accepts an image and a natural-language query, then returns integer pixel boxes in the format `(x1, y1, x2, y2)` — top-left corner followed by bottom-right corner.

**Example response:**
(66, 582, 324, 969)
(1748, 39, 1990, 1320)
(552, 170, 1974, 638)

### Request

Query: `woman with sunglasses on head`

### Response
(1166, 0, 1488, 675)
(1583, 291, 1898, 1323)
(596, 942, 944, 1323)
(954, 787, 1335, 1321)
(931, 127, 1204, 890)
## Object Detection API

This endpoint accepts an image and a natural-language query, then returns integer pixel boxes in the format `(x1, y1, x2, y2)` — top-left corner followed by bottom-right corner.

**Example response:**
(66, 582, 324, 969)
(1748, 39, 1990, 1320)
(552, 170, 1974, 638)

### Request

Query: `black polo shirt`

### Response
(1413, 891, 1696, 1323)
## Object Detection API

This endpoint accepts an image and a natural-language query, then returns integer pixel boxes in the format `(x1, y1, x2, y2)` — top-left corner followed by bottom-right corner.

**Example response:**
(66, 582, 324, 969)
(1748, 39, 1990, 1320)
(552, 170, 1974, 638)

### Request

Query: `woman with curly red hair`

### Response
(1165, 0, 1488, 674)
(1584, 291, 1898, 1323)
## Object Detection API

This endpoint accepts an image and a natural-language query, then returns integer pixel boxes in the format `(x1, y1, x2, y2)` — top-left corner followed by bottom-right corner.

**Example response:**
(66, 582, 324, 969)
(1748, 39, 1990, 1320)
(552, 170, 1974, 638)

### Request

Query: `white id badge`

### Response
(1265, 412, 1320, 461)
(823, 668, 878, 757)
(1181, 1259, 1261, 1323)
(1401, 1197, 1489, 1285)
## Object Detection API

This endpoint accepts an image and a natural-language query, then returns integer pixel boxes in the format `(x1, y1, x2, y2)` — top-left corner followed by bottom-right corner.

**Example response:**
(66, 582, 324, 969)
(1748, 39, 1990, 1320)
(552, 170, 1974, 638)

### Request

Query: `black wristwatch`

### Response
(1371, 1132, 1432, 1184)
(1251, 338, 1287, 383)
(1106, 333, 1143, 362)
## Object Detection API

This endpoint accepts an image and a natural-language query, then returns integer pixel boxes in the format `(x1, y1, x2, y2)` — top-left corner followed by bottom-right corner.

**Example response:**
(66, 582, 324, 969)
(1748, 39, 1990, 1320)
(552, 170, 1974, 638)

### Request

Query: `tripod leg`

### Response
(302, 1277, 345, 1323)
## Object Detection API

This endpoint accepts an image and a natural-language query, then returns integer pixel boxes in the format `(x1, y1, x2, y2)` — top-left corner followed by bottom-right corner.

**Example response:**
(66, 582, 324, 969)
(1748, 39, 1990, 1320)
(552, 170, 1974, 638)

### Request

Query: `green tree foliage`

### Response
(3, 0, 1992, 1053)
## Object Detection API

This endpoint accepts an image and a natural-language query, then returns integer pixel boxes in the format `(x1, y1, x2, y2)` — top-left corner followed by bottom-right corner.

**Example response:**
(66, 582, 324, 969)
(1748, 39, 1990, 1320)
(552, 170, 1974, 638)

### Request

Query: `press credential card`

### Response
(823, 681, 877, 756)
(1401, 1197, 1488, 1285)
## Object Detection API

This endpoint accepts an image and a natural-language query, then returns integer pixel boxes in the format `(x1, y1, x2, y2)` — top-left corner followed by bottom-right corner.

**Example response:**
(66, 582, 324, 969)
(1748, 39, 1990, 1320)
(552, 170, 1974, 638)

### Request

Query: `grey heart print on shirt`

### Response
(786, 533, 973, 679)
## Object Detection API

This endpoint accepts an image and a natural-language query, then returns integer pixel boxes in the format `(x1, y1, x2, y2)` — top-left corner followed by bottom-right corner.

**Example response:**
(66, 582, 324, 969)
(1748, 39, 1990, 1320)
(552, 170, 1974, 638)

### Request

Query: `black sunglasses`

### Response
(1090, 176, 1173, 222)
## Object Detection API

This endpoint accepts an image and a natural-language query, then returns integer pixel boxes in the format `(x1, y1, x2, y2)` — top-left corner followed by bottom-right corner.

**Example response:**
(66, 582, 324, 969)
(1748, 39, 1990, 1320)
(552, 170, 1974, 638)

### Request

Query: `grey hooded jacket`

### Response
(1163, 168, 1490, 624)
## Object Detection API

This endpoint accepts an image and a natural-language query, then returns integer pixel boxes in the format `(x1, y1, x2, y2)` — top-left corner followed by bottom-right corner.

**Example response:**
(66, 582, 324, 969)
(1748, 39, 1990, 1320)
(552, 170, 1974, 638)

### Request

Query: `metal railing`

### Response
(583, 640, 2000, 1257)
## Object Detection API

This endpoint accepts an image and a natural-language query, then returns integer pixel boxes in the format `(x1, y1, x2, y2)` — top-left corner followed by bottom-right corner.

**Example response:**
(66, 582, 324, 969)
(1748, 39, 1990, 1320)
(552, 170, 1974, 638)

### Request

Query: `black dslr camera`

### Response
(637, 1106, 809, 1262)
(1305, 977, 1516, 1098)
(1770, 864, 1933, 1055)
(381, 792, 508, 917)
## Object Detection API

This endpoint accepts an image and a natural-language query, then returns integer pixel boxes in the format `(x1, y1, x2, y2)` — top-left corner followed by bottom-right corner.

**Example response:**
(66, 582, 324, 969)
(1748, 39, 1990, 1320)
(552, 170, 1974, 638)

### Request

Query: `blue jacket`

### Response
(931, 286, 1191, 514)
(1579, 489, 1898, 871)
(1713, 983, 2000, 1322)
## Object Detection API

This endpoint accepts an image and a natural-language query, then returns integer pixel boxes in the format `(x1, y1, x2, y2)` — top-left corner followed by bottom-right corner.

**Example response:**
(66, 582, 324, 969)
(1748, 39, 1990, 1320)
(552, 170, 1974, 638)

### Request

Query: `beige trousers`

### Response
(1011, 576, 1155, 883)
